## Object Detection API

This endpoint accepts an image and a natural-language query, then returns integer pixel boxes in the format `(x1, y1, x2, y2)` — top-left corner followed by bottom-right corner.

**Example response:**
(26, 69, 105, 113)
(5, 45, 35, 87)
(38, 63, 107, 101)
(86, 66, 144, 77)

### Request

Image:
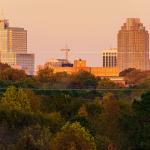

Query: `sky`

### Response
(0, 0, 150, 66)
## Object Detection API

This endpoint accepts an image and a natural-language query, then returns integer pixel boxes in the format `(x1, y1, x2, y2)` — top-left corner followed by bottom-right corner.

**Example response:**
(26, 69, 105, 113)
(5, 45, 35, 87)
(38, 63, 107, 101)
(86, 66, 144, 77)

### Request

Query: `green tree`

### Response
(0, 86, 31, 112)
(121, 69, 150, 85)
(132, 92, 150, 150)
(14, 76, 39, 88)
(0, 68, 27, 81)
(16, 124, 52, 150)
(69, 71, 98, 89)
(97, 78, 118, 89)
(37, 65, 54, 82)
(51, 122, 96, 150)
(86, 101, 101, 117)
(99, 93, 121, 150)
(0, 86, 43, 113)
(52, 72, 71, 89)
(119, 68, 136, 77)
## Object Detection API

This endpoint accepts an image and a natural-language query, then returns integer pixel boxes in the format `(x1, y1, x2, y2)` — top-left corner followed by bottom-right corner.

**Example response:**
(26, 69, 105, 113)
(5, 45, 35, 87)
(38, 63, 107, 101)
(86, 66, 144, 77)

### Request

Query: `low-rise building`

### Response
(74, 59, 86, 68)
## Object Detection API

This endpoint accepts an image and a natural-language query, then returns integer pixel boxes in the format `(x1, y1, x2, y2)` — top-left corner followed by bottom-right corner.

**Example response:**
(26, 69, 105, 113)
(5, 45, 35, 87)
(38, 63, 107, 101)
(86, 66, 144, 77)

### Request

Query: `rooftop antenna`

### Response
(60, 44, 70, 61)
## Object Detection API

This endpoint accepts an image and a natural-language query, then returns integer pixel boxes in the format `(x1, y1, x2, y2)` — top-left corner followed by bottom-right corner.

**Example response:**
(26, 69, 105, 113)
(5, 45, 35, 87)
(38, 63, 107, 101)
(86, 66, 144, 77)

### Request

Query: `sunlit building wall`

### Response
(102, 49, 117, 67)
(0, 19, 34, 75)
(0, 52, 16, 66)
(118, 18, 150, 72)
(53, 67, 119, 77)
(74, 59, 86, 68)
(0, 19, 27, 53)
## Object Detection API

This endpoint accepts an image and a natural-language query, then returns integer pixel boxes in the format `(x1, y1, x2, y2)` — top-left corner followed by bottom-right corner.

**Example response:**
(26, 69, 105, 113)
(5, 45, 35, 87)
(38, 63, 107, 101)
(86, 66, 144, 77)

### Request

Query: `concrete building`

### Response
(117, 18, 150, 72)
(37, 58, 123, 85)
(42, 58, 120, 77)
(0, 19, 27, 53)
(52, 67, 119, 77)
(102, 49, 117, 67)
(0, 19, 34, 75)
(15, 54, 34, 75)
(45, 59, 73, 68)
(74, 59, 86, 68)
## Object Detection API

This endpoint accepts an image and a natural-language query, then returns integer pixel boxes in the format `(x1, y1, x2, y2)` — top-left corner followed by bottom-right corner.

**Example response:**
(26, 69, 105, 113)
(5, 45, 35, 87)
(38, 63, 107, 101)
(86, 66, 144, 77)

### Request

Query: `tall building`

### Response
(117, 18, 150, 72)
(0, 19, 34, 75)
(0, 19, 27, 53)
(102, 49, 117, 67)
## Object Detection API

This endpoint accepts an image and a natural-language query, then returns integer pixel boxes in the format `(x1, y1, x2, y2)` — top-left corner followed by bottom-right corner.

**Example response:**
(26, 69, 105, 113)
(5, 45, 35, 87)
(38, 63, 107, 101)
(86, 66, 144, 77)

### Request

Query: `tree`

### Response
(0, 68, 27, 81)
(51, 122, 96, 150)
(78, 104, 88, 117)
(119, 68, 136, 77)
(0, 86, 42, 112)
(0, 63, 11, 71)
(16, 124, 52, 150)
(120, 68, 150, 85)
(36, 65, 54, 82)
(52, 72, 71, 89)
(97, 78, 118, 89)
(24, 89, 42, 112)
(133, 92, 150, 119)
(99, 93, 121, 150)
(0, 86, 31, 112)
(14, 76, 39, 88)
(69, 71, 98, 89)
(86, 101, 101, 117)
(132, 92, 150, 150)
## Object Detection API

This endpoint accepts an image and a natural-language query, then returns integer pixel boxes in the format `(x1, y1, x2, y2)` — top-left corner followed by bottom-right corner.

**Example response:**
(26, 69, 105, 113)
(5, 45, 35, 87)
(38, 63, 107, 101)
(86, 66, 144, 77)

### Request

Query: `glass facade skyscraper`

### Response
(0, 19, 34, 75)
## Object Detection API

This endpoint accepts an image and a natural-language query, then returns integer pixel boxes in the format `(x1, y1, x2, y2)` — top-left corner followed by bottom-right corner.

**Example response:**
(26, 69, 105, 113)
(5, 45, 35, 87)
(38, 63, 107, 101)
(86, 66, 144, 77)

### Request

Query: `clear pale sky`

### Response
(0, 0, 150, 66)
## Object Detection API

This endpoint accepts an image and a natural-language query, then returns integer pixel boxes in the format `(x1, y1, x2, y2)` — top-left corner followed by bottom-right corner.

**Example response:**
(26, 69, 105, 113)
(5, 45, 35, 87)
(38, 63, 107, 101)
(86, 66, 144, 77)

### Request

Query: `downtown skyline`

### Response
(0, 0, 150, 67)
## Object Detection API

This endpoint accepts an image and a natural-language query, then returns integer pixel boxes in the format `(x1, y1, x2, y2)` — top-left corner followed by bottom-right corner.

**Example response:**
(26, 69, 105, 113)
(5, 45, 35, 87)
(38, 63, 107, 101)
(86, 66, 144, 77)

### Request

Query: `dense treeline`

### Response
(0, 63, 150, 150)
(0, 63, 123, 89)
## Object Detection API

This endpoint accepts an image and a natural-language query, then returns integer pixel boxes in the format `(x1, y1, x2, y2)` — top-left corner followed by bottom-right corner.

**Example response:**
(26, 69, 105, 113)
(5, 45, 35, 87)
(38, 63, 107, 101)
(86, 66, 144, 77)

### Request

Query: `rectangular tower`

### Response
(117, 18, 149, 72)
(102, 49, 117, 67)
(0, 19, 34, 75)
(0, 20, 27, 53)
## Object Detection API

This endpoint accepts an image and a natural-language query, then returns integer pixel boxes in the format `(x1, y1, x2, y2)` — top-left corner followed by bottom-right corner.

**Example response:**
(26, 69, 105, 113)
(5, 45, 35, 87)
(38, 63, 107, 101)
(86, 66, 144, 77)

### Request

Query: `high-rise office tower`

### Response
(102, 49, 117, 67)
(0, 19, 27, 53)
(0, 19, 34, 75)
(117, 18, 150, 72)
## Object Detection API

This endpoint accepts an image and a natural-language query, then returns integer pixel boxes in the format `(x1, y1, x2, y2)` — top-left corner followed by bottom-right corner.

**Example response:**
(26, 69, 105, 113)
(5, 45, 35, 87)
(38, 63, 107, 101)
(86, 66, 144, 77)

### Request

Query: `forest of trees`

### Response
(0, 63, 150, 150)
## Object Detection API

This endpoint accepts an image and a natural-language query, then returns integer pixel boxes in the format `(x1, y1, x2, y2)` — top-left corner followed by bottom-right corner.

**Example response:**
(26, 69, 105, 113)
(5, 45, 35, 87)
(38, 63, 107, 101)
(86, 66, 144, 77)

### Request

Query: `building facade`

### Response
(74, 59, 86, 68)
(117, 18, 150, 72)
(0, 19, 27, 53)
(52, 66, 119, 77)
(42, 58, 119, 77)
(16, 54, 34, 75)
(102, 49, 117, 67)
(0, 19, 34, 75)
(45, 59, 73, 68)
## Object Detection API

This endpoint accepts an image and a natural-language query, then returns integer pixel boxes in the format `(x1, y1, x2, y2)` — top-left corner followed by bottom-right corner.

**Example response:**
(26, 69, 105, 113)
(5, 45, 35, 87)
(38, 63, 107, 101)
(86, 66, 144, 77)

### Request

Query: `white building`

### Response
(101, 48, 117, 68)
